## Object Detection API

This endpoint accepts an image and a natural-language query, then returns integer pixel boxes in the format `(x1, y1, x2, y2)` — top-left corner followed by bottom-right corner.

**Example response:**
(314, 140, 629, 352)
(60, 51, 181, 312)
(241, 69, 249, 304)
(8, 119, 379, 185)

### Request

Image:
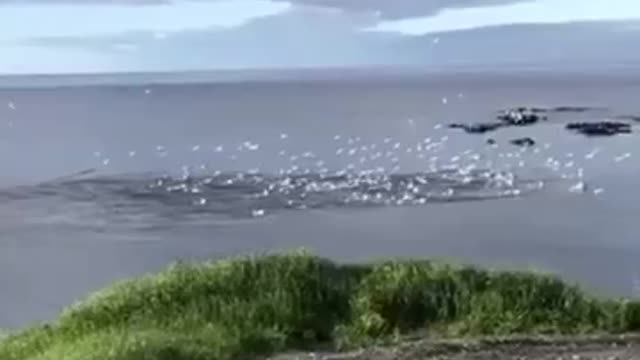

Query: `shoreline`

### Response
(272, 334, 640, 359)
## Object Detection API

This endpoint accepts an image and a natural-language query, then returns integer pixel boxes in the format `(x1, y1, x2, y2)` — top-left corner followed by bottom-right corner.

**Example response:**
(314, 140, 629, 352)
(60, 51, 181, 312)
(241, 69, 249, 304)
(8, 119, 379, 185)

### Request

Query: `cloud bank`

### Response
(272, 0, 532, 19)
(3, 0, 640, 73)
(0, 0, 531, 18)
(25, 5, 640, 73)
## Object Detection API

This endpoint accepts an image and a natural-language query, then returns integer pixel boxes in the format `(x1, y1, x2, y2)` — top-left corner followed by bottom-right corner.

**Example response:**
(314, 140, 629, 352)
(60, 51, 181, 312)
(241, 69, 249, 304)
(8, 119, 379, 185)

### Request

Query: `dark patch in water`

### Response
(565, 121, 632, 137)
(550, 106, 604, 113)
(503, 106, 604, 113)
(510, 137, 536, 147)
(448, 122, 504, 134)
(0, 170, 542, 222)
(614, 115, 640, 122)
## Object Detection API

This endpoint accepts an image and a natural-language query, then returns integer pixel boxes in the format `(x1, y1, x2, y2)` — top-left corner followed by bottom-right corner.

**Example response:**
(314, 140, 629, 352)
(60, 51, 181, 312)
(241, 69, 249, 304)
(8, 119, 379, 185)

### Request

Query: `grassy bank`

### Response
(1, 250, 639, 360)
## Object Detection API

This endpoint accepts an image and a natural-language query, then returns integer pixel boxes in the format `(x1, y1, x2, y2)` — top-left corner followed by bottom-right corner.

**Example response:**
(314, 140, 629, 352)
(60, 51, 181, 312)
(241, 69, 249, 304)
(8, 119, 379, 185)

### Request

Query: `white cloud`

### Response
(271, 0, 532, 19)
(371, 0, 640, 34)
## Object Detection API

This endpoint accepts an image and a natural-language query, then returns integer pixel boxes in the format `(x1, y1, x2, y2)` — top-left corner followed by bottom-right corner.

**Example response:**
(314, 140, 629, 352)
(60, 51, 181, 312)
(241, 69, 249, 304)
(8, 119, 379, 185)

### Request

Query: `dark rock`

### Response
(497, 108, 546, 126)
(486, 138, 496, 145)
(565, 121, 632, 136)
(448, 122, 504, 134)
(510, 137, 536, 147)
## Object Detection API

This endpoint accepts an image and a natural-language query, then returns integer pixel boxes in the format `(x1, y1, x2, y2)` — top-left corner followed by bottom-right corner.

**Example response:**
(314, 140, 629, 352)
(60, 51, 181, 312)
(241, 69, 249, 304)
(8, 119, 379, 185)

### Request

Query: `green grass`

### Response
(1, 249, 639, 360)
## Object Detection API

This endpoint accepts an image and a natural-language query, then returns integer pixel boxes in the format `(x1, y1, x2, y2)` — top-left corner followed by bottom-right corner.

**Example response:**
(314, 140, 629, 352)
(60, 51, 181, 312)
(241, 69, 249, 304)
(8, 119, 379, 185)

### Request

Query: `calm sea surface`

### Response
(2, 71, 640, 329)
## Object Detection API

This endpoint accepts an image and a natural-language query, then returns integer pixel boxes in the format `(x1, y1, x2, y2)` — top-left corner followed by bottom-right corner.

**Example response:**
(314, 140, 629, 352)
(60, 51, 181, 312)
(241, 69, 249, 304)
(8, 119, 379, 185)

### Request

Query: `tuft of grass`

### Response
(0, 250, 638, 360)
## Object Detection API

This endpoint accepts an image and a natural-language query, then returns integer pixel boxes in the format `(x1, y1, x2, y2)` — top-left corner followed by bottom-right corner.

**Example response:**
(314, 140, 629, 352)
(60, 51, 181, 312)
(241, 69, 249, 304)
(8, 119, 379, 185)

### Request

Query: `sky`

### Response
(1, 0, 640, 74)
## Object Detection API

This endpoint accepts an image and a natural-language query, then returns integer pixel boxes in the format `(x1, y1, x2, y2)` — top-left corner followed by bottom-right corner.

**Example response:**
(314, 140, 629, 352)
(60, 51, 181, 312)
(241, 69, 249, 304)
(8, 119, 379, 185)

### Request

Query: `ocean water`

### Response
(2, 71, 640, 329)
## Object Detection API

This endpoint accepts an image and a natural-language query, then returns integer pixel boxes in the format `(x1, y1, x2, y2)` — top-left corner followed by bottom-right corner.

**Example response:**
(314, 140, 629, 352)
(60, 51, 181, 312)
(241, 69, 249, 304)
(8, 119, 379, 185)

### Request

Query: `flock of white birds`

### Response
(6, 90, 636, 216)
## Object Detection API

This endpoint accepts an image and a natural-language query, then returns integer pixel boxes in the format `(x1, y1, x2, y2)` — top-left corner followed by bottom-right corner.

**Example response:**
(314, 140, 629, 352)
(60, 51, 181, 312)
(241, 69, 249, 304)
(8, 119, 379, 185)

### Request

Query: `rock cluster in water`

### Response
(448, 105, 634, 141)
(449, 107, 547, 136)
(497, 108, 547, 126)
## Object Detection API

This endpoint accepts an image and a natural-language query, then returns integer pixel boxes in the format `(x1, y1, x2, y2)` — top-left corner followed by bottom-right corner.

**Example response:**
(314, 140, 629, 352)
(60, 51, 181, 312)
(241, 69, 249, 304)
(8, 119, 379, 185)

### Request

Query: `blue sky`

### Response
(1, 0, 640, 74)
